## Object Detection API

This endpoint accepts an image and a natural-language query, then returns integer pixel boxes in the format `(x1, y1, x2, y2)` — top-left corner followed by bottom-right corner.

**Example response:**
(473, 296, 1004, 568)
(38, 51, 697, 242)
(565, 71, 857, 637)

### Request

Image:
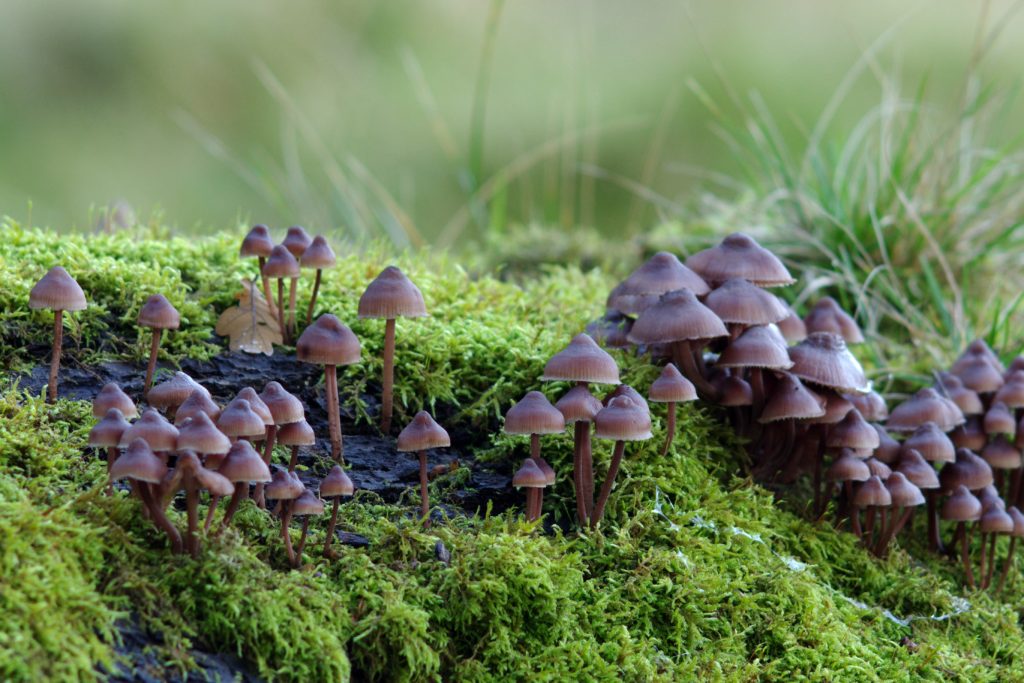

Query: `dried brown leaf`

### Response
(215, 279, 282, 355)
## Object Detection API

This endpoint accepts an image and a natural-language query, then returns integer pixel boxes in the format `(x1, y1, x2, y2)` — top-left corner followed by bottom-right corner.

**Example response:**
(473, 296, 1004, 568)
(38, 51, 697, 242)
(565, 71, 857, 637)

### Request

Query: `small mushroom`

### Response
(555, 385, 604, 526)
(291, 488, 325, 567)
(240, 224, 276, 316)
(174, 389, 222, 426)
(647, 364, 697, 457)
(29, 266, 87, 402)
(277, 419, 315, 472)
(217, 440, 273, 531)
(281, 226, 313, 340)
(89, 408, 131, 490)
(148, 372, 208, 420)
(300, 235, 336, 326)
(942, 485, 983, 588)
(995, 506, 1024, 592)
(93, 383, 138, 420)
(138, 294, 180, 393)
(262, 245, 300, 345)
(296, 314, 361, 462)
(512, 459, 547, 521)
(591, 395, 653, 528)
(264, 468, 304, 566)
(110, 439, 181, 554)
(397, 411, 450, 524)
(320, 465, 355, 558)
(503, 391, 564, 521)
(255, 381, 307, 506)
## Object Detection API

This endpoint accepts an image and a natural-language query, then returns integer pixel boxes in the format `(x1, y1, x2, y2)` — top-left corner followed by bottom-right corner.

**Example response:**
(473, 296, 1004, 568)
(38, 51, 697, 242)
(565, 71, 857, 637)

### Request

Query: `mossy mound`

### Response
(2, 222, 1024, 681)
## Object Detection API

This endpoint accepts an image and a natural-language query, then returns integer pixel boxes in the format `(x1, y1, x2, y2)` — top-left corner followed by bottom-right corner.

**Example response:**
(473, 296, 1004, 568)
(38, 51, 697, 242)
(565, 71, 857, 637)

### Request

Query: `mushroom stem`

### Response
(1012, 467, 1024, 508)
(984, 533, 999, 589)
(418, 450, 430, 525)
(325, 364, 344, 463)
(47, 309, 63, 403)
(219, 482, 247, 532)
(979, 532, 989, 588)
(996, 536, 1018, 593)
(572, 422, 588, 526)
(529, 433, 540, 462)
(295, 517, 311, 563)
(287, 276, 298, 341)
(850, 503, 862, 538)
(277, 279, 286, 344)
(280, 500, 296, 567)
(203, 497, 220, 532)
(591, 440, 626, 529)
(864, 506, 877, 541)
(144, 328, 162, 394)
(672, 340, 717, 400)
(106, 446, 118, 494)
(381, 317, 397, 434)
(258, 257, 276, 318)
(254, 424, 277, 508)
(184, 472, 200, 559)
(661, 401, 677, 457)
(140, 483, 183, 554)
(323, 496, 340, 558)
(926, 490, 944, 553)
(961, 522, 976, 589)
(874, 507, 912, 557)
(306, 268, 323, 326)
(288, 445, 300, 472)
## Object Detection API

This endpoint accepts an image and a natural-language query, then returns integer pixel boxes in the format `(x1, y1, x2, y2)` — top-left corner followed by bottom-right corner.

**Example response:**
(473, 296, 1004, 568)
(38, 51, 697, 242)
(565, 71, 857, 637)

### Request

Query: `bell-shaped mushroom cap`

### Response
(983, 436, 1022, 470)
(89, 408, 132, 448)
(191, 461, 235, 497)
(504, 391, 565, 436)
(585, 313, 633, 350)
(217, 398, 267, 439)
(260, 382, 305, 425)
(894, 449, 940, 489)
(776, 305, 807, 343)
(886, 388, 965, 433)
(866, 458, 892, 479)
(218, 441, 272, 483)
(512, 459, 547, 488)
(533, 457, 556, 486)
(291, 488, 325, 516)
(603, 384, 650, 413)
(787, 332, 869, 394)
(240, 224, 274, 258)
(119, 409, 179, 450)
(942, 485, 983, 521)
(555, 385, 603, 423)
(804, 391, 854, 426)
(885, 472, 925, 507)
(147, 372, 208, 412)
(296, 314, 361, 366)
(29, 266, 87, 311)
(542, 333, 620, 385)
(704, 279, 790, 326)
(939, 449, 994, 492)
(174, 390, 222, 426)
(137, 294, 180, 330)
(954, 355, 1005, 394)
(853, 476, 892, 508)
(262, 244, 300, 279)
(397, 411, 451, 452)
(994, 370, 1024, 408)
(984, 402, 1016, 437)
(953, 339, 1004, 373)
(607, 252, 710, 314)
(978, 485, 1005, 512)
(717, 325, 793, 370)
(872, 424, 902, 463)
(281, 225, 313, 258)
(803, 297, 864, 344)
(594, 396, 653, 441)
(901, 422, 955, 464)
(981, 506, 1015, 534)
(826, 409, 880, 450)
(648, 364, 697, 403)
(715, 375, 753, 407)
(236, 387, 274, 427)
(936, 374, 984, 416)
(176, 412, 232, 455)
(1010, 356, 1024, 374)
(758, 373, 826, 423)
(827, 450, 870, 482)
(110, 438, 168, 483)
(684, 232, 795, 287)
(93, 383, 137, 419)
(320, 465, 355, 498)
(846, 391, 888, 423)
(264, 468, 305, 501)
(952, 417, 987, 451)
(357, 266, 427, 319)
(1008, 507, 1024, 537)
(628, 289, 729, 346)
(277, 419, 316, 446)
(300, 235, 337, 270)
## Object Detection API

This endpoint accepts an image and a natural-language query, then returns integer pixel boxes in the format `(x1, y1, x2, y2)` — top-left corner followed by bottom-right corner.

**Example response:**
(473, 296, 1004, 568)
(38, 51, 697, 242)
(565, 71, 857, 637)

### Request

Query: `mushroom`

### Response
(845, 390, 888, 423)
(300, 235, 336, 326)
(166, 451, 232, 558)
(936, 373, 984, 417)
(647, 363, 697, 456)
(591, 394, 653, 528)
(119, 409, 179, 456)
(357, 266, 427, 434)
(174, 389, 222, 426)
(979, 504, 1014, 589)
(503, 391, 565, 521)
(320, 465, 355, 558)
(684, 232, 796, 288)
(109, 438, 181, 554)
(851, 475, 891, 542)
(262, 245, 300, 345)
(555, 385, 604, 526)
(176, 412, 233, 531)
(217, 398, 268, 444)
(825, 448, 869, 524)
(606, 251, 709, 316)
(137, 294, 180, 393)
(291, 488, 325, 567)
(148, 372, 208, 420)
(512, 459, 548, 521)
(942, 485, 983, 588)
(217, 440, 273, 531)
(753, 373, 825, 479)
(263, 468, 304, 566)
(29, 266, 87, 402)
(281, 226, 313, 340)
(255, 381, 306, 506)
(873, 472, 925, 557)
(397, 411, 450, 524)
(277, 419, 316, 472)
(89, 408, 131, 491)
(894, 447, 943, 551)
(995, 506, 1024, 592)
(240, 224, 276, 317)
(703, 278, 790, 339)
(93, 382, 138, 420)
(803, 297, 864, 344)
(776, 303, 807, 343)
(296, 314, 361, 462)
(716, 324, 792, 428)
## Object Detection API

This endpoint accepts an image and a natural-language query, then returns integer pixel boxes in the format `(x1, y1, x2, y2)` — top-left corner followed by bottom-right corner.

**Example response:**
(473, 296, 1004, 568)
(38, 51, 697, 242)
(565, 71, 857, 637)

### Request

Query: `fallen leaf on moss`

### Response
(214, 279, 281, 355)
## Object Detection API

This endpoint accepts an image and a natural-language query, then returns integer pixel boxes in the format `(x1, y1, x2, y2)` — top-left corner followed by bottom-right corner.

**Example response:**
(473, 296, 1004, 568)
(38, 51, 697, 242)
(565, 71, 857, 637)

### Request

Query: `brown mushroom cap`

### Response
(994, 370, 1024, 408)
(885, 472, 925, 507)
(110, 438, 168, 483)
(555, 385, 604, 423)
(188, 458, 234, 497)
(805, 390, 854, 425)
(296, 314, 362, 366)
(894, 448, 940, 489)
(397, 411, 451, 452)
(954, 356, 1005, 394)
(93, 383, 138, 419)
(236, 387, 274, 427)
(217, 440, 273, 483)
(758, 373, 826, 423)
(217, 398, 268, 439)
(952, 417, 988, 451)
(901, 422, 955, 464)
(89, 408, 132, 449)
(542, 333, 620, 385)
(716, 325, 793, 370)
(262, 245, 300, 279)
(684, 232, 795, 287)
(176, 412, 232, 455)
(981, 506, 1015, 534)
(174, 390, 222, 426)
(941, 485, 983, 521)
(978, 485, 1005, 512)
(853, 475, 892, 507)
(886, 388, 965, 433)
(320, 464, 355, 498)
(504, 391, 565, 436)
(939, 449, 994, 492)
(937, 374, 984, 416)
(607, 252, 710, 314)
(826, 450, 870, 482)
(357, 266, 427, 319)
(291, 488, 325, 516)
(704, 278, 790, 326)
(984, 402, 1016, 437)
(282, 225, 313, 258)
(300, 235, 337, 270)
(648, 363, 698, 403)
(29, 266, 87, 311)
(803, 297, 864, 344)
(240, 224, 274, 258)
(776, 305, 807, 342)
(627, 289, 729, 346)
(952, 339, 1004, 374)
(715, 375, 753, 407)
(585, 313, 633, 350)
(148, 372, 208, 412)
(137, 294, 180, 330)
(982, 436, 1022, 470)
(1008, 506, 1024, 537)
(264, 468, 305, 501)
(866, 458, 892, 478)
(602, 385, 650, 413)
(512, 458, 547, 488)
(535, 456, 557, 485)
(594, 396, 653, 441)
(276, 419, 316, 446)
(826, 409, 880, 450)
(845, 391, 888, 422)
(119, 409, 179, 450)
(259, 381, 305, 425)
(787, 332, 869, 394)
(872, 423, 902, 464)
